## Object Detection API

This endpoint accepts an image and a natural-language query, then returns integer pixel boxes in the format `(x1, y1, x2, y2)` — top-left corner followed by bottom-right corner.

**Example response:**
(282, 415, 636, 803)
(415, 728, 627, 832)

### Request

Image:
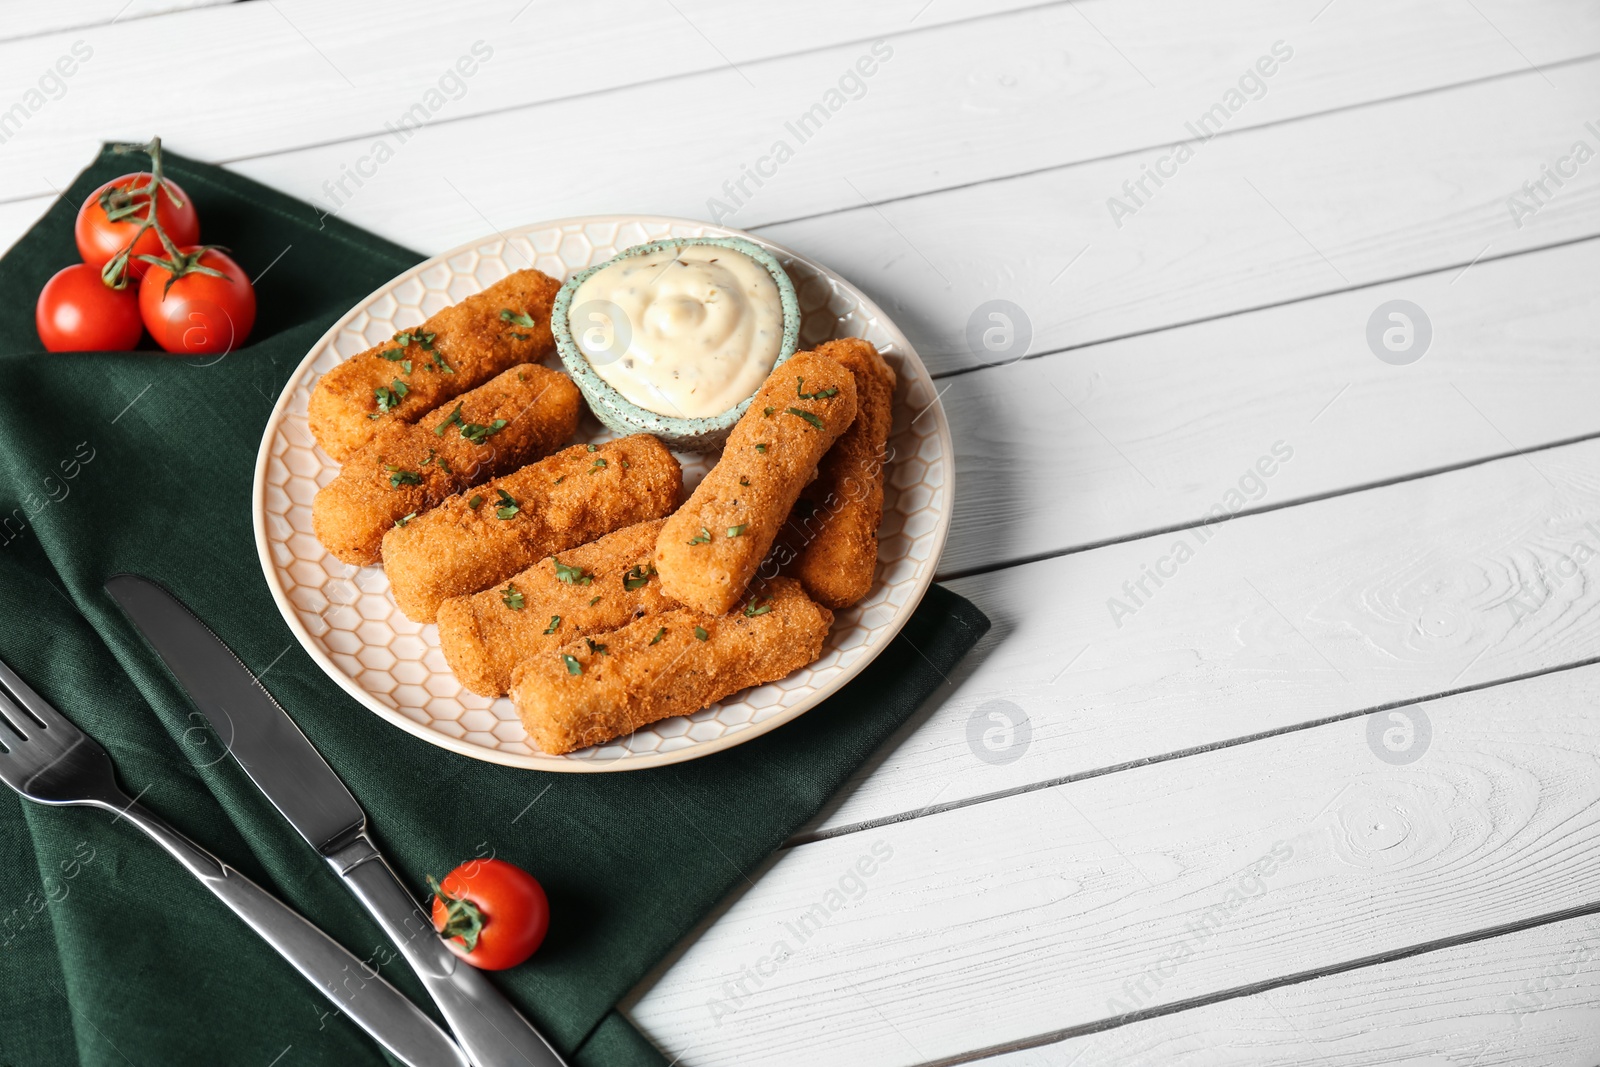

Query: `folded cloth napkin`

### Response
(0, 146, 989, 1066)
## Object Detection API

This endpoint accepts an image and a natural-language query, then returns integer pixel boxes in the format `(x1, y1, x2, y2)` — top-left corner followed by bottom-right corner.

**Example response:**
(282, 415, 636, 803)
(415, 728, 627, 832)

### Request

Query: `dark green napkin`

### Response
(0, 146, 989, 1066)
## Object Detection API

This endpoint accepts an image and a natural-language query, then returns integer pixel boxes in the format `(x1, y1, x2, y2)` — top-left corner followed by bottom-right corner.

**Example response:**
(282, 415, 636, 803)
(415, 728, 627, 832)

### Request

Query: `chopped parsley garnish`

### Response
(393, 329, 437, 351)
(743, 596, 773, 618)
(552, 559, 593, 585)
(435, 403, 464, 436)
(693, 625, 709, 642)
(588, 595, 601, 607)
(586, 443, 598, 452)
(395, 511, 417, 527)
(727, 524, 747, 537)
(543, 615, 561, 634)
(499, 309, 537, 340)
(585, 638, 608, 655)
(686, 527, 712, 546)
(428, 350, 455, 374)
(502, 583, 525, 610)
(494, 489, 519, 520)
(373, 381, 408, 413)
(763, 406, 774, 417)
(436, 455, 452, 474)
(554, 475, 565, 485)
(562, 654, 582, 675)
(649, 627, 667, 645)
(796, 376, 839, 400)
(384, 464, 422, 488)
(379, 348, 412, 374)
(739, 476, 750, 486)
(623, 564, 655, 591)
(588, 458, 608, 473)
(468, 494, 484, 509)
(755, 443, 768, 453)
(786, 407, 825, 429)
(621, 459, 630, 469)
(461, 419, 508, 445)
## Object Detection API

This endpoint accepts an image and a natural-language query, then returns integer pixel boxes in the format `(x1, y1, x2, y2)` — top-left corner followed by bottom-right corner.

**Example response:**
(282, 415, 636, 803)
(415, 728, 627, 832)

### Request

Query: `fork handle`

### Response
(110, 800, 469, 1067)
(326, 834, 569, 1067)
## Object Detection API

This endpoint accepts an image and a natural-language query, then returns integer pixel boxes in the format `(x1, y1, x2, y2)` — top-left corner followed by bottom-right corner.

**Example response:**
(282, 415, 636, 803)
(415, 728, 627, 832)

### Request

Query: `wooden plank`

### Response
(761, 55, 1600, 377)
(978, 912, 1600, 1067)
(0, 1, 230, 45)
(0, 0, 1045, 201)
(810, 433, 1600, 836)
(935, 236, 1600, 577)
(215, 2, 1600, 261)
(627, 662, 1600, 1065)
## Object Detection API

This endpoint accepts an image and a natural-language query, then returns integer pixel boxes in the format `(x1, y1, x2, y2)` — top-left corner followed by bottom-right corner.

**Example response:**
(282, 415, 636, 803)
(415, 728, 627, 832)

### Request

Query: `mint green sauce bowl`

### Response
(552, 236, 801, 453)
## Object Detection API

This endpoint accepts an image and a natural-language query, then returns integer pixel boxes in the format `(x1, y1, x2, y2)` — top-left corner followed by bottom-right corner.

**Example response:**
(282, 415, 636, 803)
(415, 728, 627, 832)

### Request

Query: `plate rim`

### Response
(251, 214, 953, 772)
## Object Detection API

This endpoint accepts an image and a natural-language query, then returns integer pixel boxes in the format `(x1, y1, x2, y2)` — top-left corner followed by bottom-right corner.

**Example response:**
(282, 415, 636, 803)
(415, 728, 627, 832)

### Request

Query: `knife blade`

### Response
(107, 574, 569, 1067)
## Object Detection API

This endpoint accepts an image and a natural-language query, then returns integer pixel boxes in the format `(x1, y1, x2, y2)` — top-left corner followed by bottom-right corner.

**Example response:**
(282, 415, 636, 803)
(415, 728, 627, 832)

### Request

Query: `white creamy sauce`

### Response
(570, 245, 783, 419)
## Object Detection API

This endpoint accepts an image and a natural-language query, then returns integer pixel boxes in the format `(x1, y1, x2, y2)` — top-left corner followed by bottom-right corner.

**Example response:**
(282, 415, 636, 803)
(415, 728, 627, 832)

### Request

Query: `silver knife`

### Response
(106, 574, 569, 1067)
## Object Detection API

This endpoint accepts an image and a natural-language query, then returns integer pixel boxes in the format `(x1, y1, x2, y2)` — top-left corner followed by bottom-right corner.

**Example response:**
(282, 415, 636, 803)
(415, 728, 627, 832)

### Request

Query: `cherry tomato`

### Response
(35, 263, 144, 352)
(75, 173, 200, 281)
(429, 858, 549, 970)
(138, 247, 255, 356)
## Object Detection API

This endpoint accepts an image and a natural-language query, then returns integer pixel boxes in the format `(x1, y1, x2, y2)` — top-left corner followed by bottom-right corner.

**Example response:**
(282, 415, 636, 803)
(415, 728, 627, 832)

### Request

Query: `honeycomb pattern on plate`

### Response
(255, 217, 951, 771)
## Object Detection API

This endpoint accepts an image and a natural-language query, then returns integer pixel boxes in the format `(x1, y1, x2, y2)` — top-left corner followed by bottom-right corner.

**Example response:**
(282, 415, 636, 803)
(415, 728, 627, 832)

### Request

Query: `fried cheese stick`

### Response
(778, 338, 897, 608)
(309, 269, 562, 461)
(382, 434, 681, 623)
(508, 577, 832, 754)
(312, 365, 580, 566)
(654, 350, 857, 614)
(436, 518, 671, 697)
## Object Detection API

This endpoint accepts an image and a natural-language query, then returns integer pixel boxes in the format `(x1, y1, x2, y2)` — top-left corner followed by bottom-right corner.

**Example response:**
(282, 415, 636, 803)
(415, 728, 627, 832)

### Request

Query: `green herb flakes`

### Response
(785, 407, 825, 429)
(543, 615, 561, 634)
(585, 638, 608, 655)
(468, 494, 484, 509)
(649, 627, 667, 645)
(727, 524, 747, 537)
(461, 419, 508, 445)
(384, 464, 422, 488)
(693, 626, 709, 642)
(502, 583, 524, 610)
(687, 527, 712, 546)
(395, 511, 417, 528)
(743, 596, 773, 617)
(553, 559, 593, 586)
(623, 564, 655, 591)
(562, 654, 582, 675)
(435, 403, 464, 436)
(494, 489, 519, 520)
(796, 376, 839, 400)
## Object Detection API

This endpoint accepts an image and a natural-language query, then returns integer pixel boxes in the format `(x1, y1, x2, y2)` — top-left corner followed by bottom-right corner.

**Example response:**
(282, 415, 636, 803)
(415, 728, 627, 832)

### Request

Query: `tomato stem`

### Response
(99, 136, 186, 291)
(428, 875, 485, 953)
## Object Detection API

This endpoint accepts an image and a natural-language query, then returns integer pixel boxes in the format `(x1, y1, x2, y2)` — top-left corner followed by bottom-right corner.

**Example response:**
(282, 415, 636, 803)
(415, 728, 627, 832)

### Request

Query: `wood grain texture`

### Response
(217, 0, 1600, 257)
(980, 913, 1600, 1067)
(810, 434, 1600, 836)
(761, 56, 1600, 377)
(0, 0, 228, 45)
(0, 0, 1045, 202)
(935, 236, 1600, 578)
(629, 663, 1600, 1065)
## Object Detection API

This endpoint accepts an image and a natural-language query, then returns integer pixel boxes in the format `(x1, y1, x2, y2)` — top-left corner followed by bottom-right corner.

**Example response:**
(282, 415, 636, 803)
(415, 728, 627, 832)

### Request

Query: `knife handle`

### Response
(326, 834, 569, 1067)
(107, 799, 469, 1067)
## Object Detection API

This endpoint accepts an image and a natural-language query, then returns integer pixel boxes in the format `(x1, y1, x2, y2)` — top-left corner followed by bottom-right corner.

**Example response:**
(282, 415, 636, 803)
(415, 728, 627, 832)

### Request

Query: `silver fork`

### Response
(0, 654, 469, 1067)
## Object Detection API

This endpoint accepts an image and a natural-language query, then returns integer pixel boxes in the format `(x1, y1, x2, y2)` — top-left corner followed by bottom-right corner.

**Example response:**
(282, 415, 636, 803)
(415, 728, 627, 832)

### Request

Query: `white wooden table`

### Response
(7, 2, 1600, 1063)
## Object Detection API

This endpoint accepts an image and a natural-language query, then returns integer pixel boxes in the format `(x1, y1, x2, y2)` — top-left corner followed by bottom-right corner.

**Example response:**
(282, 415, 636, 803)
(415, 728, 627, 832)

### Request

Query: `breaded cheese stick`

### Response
(309, 269, 562, 461)
(437, 518, 671, 696)
(779, 338, 897, 608)
(312, 365, 580, 566)
(508, 577, 832, 754)
(382, 434, 681, 623)
(654, 350, 857, 614)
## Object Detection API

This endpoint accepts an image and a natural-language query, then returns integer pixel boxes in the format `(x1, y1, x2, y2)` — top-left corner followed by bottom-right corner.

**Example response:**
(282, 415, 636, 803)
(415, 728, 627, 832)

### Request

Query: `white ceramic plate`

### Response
(252, 216, 952, 771)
